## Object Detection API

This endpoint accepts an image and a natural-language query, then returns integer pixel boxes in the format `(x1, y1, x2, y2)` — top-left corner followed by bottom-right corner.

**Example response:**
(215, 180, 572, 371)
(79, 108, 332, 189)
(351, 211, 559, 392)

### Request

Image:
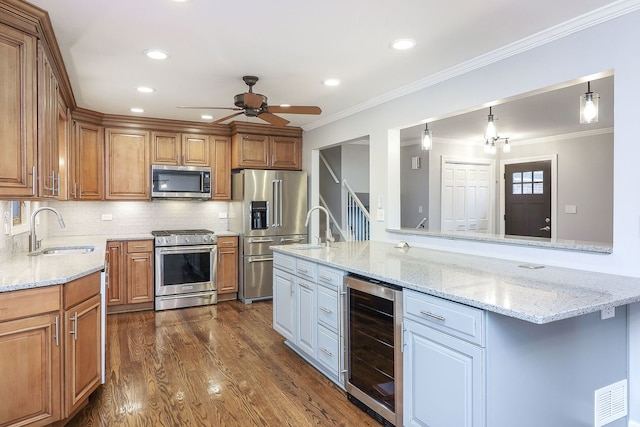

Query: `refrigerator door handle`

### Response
(278, 180, 284, 227)
(272, 180, 279, 227)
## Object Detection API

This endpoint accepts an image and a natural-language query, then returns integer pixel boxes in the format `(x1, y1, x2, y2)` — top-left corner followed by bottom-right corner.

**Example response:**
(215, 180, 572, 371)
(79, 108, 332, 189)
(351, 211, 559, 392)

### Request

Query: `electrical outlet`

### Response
(418, 205, 423, 213)
(101, 214, 113, 221)
(600, 306, 615, 319)
(218, 212, 228, 219)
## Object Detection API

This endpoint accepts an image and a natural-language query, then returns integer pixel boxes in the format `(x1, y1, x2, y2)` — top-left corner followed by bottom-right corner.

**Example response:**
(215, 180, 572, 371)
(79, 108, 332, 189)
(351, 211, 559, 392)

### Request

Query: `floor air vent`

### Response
(594, 379, 627, 427)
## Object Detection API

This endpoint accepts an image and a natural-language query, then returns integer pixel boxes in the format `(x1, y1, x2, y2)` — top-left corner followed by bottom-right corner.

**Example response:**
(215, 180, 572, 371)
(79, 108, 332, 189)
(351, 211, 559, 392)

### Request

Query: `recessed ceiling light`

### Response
(137, 86, 155, 93)
(130, 107, 144, 113)
(390, 38, 416, 50)
(201, 114, 213, 120)
(144, 49, 169, 60)
(279, 104, 291, 108)
(323, 78, 340, 87)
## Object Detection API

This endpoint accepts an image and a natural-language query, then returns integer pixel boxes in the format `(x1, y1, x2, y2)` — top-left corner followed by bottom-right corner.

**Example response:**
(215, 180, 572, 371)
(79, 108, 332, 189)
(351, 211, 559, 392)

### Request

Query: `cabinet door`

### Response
(151, 131, 180, 165)
(126, 251, 154, 303)
(296, 278, 317, 358)
(72, 121, 104, 200)
(403, 319, 484, 427)
(273, 268, 296, 342)
(217, 237, 238, 294)
(270, 136, 301, 170)
(0, 22, 37, 198)
(105, 128, 150, 200)
(65, 294, 102, 416)
(0, 313, 62, 427)
(212, 136, 231, 200)
(38, 42, 60, 198)
(231, 133, 269, 169)
(105, 241, 125, 306)
(182, 134, 210, 166)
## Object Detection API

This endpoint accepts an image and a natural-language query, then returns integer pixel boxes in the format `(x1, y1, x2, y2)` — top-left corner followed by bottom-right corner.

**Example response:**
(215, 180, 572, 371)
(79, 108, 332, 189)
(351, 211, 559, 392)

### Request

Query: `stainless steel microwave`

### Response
(151, 165, 211, 199)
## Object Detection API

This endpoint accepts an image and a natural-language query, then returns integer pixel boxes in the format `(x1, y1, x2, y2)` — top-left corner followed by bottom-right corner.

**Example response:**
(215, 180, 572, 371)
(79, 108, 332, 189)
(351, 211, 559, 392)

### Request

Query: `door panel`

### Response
(505, 161, 551, 238)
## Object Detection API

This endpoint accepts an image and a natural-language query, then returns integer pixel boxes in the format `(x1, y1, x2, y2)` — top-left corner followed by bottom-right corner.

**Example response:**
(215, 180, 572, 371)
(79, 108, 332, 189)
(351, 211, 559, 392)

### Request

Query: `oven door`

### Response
(155, 244, 217, 297)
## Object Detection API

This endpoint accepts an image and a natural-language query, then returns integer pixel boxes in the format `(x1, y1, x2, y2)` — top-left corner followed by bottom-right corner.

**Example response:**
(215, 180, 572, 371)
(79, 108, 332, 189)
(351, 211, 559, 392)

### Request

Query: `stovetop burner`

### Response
(151, 229, 214, 237)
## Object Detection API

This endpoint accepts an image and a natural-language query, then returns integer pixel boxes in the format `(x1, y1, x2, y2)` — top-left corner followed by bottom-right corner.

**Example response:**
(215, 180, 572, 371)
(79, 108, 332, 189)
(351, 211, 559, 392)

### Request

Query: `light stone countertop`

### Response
(271, 240, 640, 324)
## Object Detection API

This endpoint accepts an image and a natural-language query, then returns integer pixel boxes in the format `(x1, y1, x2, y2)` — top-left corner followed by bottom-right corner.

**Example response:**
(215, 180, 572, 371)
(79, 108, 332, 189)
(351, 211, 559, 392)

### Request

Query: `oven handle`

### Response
(158, 290, 216, 300)
(247, 238, 275, 244)
(156, 245, 217, 255)
(247, 256, 273, 263)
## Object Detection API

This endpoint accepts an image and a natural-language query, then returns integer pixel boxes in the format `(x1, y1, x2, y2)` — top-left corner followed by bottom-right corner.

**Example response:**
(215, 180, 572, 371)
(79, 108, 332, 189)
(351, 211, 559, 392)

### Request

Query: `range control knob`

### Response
(185, 237, 190, 243)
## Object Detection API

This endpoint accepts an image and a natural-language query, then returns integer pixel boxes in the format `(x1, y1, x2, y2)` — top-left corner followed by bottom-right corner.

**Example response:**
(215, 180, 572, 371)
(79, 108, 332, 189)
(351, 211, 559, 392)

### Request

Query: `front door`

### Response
(504, 161, 551, 238)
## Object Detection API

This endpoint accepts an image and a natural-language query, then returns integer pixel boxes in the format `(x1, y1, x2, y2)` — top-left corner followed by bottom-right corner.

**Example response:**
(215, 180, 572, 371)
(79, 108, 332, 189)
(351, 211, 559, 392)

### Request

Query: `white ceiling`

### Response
(29, 0, 625, 130)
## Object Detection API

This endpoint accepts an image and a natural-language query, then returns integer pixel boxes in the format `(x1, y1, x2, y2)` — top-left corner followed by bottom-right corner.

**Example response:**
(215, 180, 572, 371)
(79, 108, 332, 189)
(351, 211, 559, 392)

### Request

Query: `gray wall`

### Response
(319, 145, 342, 221)
(400, 145, 430, 228)
(342, 142, 370, 194)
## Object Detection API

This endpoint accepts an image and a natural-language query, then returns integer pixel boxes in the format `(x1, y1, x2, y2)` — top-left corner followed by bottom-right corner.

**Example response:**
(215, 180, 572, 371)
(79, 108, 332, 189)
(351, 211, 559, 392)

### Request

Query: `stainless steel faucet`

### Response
(30, 207, 65, 252)
(304, 206, 334, 247)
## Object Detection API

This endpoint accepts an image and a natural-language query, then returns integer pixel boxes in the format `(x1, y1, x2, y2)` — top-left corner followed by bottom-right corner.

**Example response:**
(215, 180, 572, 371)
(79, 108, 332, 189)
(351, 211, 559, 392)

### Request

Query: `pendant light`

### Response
(502, 138, 511, 153)
(484, 107, 497, 140)
(421, 123, 432, 151)
(580, 81, 599, 124)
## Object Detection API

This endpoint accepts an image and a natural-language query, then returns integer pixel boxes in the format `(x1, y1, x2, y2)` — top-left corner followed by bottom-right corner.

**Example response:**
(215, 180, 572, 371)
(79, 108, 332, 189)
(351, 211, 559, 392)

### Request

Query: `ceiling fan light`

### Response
(580, 81, 599, 124)
(421, 123, 432, 151)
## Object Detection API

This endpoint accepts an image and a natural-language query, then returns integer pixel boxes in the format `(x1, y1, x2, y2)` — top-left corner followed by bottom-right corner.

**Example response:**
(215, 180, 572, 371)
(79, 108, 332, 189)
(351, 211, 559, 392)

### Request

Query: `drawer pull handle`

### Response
(420, 310, 445, 322)
(297, 267, 308, 273)
(299, 283, 312, 290)
(319, 306, 332, 314)
(319, 347, 332, 357)
(319, 275, 332, 283)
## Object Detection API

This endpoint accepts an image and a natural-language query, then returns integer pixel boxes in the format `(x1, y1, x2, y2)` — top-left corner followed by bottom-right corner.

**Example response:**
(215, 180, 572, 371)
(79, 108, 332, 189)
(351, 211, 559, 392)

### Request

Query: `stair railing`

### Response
(342, 179, 370, 241)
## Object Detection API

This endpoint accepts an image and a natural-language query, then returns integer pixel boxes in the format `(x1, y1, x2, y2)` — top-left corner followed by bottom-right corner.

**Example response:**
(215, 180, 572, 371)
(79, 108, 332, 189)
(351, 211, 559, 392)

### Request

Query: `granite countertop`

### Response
(271, 240, 640, 324)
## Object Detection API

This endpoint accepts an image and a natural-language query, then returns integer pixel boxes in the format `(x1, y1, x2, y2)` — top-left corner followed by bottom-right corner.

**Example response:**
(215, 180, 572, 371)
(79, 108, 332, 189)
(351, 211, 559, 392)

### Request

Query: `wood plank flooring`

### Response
(66, 301, 379, 427)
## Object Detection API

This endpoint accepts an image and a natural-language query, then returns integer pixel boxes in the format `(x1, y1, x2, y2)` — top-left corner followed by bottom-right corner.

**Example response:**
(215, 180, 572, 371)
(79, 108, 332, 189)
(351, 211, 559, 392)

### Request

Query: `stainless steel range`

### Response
(152, 229, 218, 311)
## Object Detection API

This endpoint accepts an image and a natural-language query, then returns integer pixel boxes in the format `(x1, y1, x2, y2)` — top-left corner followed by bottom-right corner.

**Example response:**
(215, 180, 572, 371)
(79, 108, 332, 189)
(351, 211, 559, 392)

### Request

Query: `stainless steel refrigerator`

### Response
(229, 170, 308, 303)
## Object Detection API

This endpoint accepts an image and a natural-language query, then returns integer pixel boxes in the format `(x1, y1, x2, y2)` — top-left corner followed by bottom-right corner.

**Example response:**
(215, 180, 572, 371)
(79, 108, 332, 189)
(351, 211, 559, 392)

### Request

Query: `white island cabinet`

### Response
(272, 242, 634, 427)
(273, 251, 345, 387)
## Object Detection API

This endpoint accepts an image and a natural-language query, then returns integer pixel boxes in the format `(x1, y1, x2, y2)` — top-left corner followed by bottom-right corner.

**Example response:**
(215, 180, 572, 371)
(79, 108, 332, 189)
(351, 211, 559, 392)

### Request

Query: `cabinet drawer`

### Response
(217, 236, 238, 248)
(273, 252, 296, 274)
(295, 258, 317, 282)
(0, 286, 61, 322)
(404, 289, 485, 346)
(317, 285, 339, 331)
(317, 265, 345, 290)
(317, 325, 340, 374)
(126, 240, 153, 253)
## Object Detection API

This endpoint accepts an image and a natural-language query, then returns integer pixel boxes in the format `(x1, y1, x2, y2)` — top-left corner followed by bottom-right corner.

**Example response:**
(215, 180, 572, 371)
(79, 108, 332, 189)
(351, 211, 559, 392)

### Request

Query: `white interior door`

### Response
(441, 159, 493, 233)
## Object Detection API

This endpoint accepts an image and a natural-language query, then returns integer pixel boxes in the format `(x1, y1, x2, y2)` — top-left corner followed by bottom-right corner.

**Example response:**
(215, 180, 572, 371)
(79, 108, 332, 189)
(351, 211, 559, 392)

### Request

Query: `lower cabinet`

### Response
(106, 239, 154, 313)
(217, 236, 238, 301)
(0, 273, 103, 427)
(273, 252, 345, 387)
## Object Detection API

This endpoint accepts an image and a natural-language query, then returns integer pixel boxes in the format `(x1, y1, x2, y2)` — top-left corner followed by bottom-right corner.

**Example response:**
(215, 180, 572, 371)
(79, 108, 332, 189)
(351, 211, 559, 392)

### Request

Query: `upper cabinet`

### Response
(38, 42, 61, 198)
(0, 21, 37, 198)
(230, 122, 302, 170)
(69, 120, 104, 200)
(151, 132, 210, 166)
(211, 136, 231, 200)
(105, 128, 150, 200)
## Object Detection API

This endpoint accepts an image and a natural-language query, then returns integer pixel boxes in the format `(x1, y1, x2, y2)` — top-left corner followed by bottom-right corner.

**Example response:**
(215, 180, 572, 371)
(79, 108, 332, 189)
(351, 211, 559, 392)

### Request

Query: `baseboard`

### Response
(629, 419, 640, 427)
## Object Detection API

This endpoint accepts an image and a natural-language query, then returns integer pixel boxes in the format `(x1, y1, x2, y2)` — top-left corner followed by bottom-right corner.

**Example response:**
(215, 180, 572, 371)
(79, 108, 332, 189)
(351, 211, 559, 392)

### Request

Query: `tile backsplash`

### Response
(0, 199, 232, 260)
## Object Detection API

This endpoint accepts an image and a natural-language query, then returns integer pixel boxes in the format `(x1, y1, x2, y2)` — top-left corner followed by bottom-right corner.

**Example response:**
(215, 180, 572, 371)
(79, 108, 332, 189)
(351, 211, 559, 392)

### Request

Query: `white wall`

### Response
(302, 9, 640, 423)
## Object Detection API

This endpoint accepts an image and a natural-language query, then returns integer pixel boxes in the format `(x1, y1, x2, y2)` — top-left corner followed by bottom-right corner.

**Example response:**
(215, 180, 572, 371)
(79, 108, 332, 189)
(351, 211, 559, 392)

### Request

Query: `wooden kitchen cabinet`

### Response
(37, 42, 61, 199)
(151, 132, 210, 166)
(0, 286, 62, 427)
(230, 122, 303, 170)
(63, 272, 102, 418)
(105, 128, 150, 200)
(0, 21, 38, 198)
(69, 121, 104, 200)
(217, 236, 238, 300)
(211, 136, 231, 200)
(106, 239, 154, 313)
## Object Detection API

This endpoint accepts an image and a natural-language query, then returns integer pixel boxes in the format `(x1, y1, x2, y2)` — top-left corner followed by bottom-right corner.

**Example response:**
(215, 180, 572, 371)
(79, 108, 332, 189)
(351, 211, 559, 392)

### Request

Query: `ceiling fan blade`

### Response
(266, 105, 322, 115)
(243, 92, 264, 109)
(212, 111, 244, 125)
(177, 106, 242, 111)
(258, 112, 290, 127)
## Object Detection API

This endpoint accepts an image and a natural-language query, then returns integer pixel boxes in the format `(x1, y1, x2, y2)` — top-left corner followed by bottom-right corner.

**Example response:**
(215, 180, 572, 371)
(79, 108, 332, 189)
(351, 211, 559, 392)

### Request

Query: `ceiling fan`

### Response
(178, 75, 322, 127)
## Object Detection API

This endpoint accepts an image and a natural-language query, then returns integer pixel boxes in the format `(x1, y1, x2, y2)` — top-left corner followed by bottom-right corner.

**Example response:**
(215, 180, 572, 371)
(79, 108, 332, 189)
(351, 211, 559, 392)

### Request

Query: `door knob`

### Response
(539, 226, 551, 232)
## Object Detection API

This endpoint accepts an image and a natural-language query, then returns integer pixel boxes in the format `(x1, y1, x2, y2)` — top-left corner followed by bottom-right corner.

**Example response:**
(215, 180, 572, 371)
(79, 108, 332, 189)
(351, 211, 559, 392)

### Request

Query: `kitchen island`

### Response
(271, 240, 636, 427)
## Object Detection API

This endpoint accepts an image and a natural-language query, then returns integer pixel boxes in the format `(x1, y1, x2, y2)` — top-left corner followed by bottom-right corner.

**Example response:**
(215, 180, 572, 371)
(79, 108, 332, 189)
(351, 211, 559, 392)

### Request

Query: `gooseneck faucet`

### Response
(304, 206, 334, 247)
(30, 207, 65, 252)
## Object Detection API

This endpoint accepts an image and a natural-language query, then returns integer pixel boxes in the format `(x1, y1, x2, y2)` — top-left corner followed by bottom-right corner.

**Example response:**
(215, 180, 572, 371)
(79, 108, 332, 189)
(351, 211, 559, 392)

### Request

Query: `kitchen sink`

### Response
(31, 246, 96, 256)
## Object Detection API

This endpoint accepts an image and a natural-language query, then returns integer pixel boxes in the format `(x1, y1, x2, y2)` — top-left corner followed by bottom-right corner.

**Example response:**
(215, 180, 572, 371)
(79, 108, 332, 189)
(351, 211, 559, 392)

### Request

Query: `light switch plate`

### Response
(377, 209, 385, 221)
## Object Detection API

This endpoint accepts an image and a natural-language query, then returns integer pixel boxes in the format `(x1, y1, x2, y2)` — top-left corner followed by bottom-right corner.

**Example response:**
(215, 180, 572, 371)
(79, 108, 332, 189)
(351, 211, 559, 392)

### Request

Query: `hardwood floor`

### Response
(66, 301, 379, 427)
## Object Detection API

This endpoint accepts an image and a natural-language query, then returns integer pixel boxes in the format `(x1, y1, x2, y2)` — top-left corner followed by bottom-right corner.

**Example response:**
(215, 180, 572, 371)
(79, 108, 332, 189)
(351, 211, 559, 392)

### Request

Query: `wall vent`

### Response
(594, 379, 627, 427)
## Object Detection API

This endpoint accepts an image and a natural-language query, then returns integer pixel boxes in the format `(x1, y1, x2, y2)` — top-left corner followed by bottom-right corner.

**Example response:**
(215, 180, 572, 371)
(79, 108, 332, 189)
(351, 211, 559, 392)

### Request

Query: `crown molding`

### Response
(303, 0, 640, 132)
